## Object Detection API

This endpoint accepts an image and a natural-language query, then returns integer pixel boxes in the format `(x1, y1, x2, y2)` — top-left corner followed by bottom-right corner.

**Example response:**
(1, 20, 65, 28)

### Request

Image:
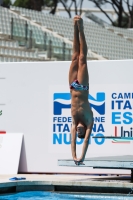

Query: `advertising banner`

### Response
(0, 60, 133, 174)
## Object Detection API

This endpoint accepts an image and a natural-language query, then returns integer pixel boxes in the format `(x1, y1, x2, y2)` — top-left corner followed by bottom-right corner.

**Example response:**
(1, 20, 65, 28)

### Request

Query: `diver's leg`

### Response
(77, 17, 89, 85)
(69, 16, 80, 85)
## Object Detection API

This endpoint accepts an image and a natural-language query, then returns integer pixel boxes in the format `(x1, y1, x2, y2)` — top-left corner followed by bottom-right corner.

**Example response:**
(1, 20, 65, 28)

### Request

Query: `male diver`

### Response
(69, 16, 93, 165)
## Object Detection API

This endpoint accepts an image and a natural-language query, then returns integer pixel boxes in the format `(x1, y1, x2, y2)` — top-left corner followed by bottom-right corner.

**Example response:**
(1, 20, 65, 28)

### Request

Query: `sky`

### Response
(41, 0, 117, 23)
(44, 0, 133, 24)
(10, 0, 133, 24)
(56, 0, 113, 23)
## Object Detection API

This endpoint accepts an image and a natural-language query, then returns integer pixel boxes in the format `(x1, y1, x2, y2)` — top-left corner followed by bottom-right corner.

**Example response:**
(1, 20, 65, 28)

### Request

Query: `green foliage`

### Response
(43, 0, 56, 7)
(2, 0, 12, 7)
(114, 15, 133, 28)
(12, 0, 83, 17)
(13, 0, 30, 8)
(88, 0, 133, 28)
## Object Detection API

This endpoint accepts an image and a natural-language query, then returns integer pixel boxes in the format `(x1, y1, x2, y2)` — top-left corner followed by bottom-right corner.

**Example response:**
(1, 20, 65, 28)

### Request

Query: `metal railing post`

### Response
(29, 30, 33, 49)
(10, 17, 13, 39)
(62, 42, 66, 61)
(44, 32, 47, 51)
(69, 49, 71, 61)
(25, 21, 28, 42)
(48, 40, 52, 60)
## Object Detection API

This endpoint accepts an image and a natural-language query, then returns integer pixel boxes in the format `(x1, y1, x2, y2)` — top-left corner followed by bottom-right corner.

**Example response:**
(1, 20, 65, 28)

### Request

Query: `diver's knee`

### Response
(79, 54, 86, 63)
(72, 52, 79, 61)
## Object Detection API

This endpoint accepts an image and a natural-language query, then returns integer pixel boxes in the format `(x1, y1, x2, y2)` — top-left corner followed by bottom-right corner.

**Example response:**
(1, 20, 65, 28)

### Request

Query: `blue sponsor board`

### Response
(53, 93, 105, 115)
(111, 92, 133, 143)
(53, 92, 105, 145)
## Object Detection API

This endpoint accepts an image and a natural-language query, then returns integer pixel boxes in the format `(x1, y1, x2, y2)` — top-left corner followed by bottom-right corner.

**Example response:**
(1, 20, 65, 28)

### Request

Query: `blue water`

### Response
(0, 191, 132, 200)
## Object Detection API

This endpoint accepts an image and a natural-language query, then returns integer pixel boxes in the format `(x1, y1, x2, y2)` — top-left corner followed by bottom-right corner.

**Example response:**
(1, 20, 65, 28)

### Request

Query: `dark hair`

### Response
(77, 128, 86, 138)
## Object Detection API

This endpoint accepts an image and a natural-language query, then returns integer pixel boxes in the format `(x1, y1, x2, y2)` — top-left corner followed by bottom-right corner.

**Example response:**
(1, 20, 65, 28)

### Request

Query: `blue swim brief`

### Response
(70, 80, 89, 91)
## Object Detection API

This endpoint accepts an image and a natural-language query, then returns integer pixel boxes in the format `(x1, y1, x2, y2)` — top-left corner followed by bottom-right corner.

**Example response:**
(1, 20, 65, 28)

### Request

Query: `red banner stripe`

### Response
(0, 131, 6, 134)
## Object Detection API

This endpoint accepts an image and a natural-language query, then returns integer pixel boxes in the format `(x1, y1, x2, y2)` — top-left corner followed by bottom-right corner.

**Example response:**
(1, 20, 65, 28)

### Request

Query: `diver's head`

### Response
(77, 124, 86, 138)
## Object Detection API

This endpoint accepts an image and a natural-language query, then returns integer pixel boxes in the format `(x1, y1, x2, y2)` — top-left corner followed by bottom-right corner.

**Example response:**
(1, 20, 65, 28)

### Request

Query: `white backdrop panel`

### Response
(0, 133, 23, 174)
(0, 60, 133, 174)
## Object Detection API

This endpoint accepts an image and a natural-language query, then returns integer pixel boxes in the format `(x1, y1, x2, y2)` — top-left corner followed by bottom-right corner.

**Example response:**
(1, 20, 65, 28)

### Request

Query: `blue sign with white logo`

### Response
(53, 92, 105, 115)
(52, 92, 106, 146)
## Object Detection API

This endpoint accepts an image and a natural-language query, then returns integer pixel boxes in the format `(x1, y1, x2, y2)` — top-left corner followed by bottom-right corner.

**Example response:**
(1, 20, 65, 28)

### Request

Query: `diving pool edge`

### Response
(0, 174, 133, 195)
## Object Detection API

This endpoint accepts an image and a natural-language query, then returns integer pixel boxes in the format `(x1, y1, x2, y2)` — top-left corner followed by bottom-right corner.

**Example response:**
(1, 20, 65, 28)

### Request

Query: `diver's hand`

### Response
(74, 158, 85, 165)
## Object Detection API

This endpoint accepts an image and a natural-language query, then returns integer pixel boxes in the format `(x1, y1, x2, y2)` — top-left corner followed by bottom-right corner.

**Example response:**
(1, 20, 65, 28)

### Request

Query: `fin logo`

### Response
(53, 92, 105, 115)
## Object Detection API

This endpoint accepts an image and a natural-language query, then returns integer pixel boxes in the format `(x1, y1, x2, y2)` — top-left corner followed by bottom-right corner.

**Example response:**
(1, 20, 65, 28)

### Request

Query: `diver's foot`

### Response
(73, 15, 80, 27)
(77, 17, 84, 32)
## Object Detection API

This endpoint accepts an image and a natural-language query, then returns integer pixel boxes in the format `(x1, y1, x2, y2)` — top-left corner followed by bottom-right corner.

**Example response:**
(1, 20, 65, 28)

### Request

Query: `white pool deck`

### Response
(0, 173, 133, 195)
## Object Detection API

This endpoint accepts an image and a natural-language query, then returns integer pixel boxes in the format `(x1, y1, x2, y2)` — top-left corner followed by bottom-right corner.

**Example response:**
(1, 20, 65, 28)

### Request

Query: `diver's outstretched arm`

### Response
(71, 125, 77, 160)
